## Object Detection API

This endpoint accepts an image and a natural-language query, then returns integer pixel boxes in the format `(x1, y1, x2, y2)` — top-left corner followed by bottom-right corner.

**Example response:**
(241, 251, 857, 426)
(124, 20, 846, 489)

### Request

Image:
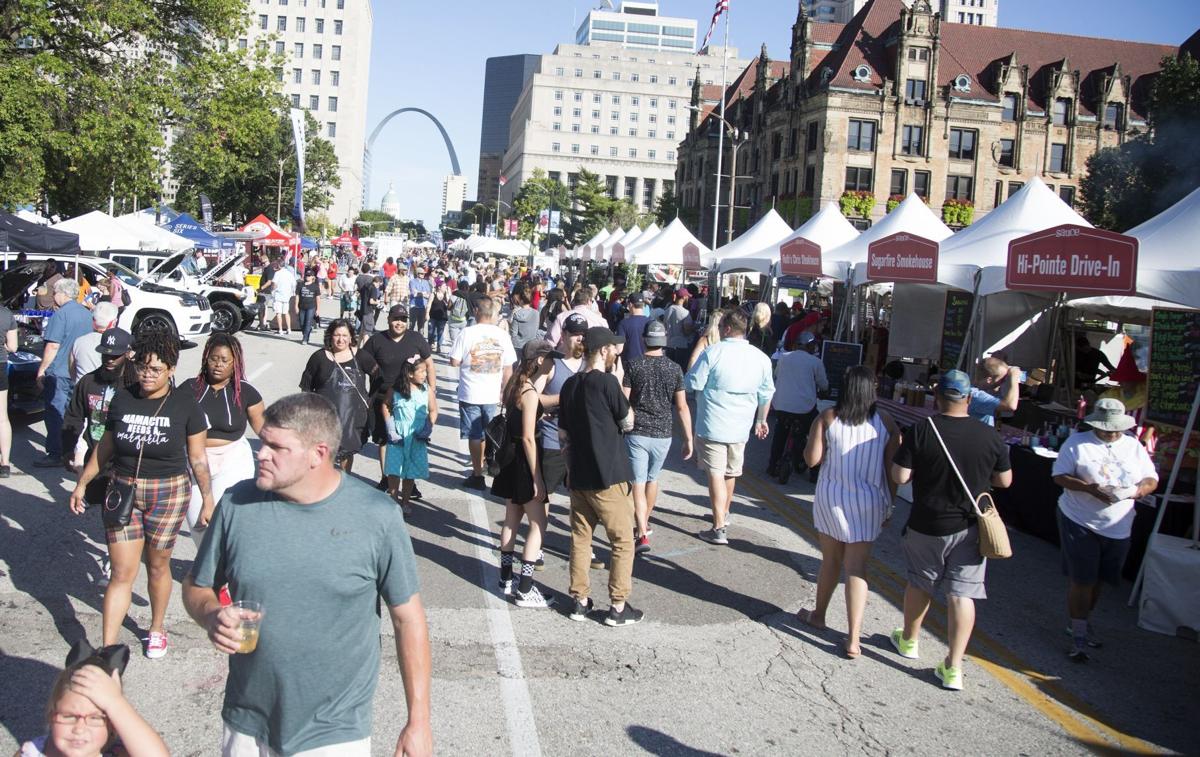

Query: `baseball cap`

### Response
(563, 313, 589, 335)
(627, 291, 645, 306)
(643, 320, 668, 348)
(522, 340, 565, 362)
(584, 326, 624, 352)
(95, 327, 132, 356)
(938, 369, 972, 400)
(388, 304, 409, 321)
(676, 287, 691, 299)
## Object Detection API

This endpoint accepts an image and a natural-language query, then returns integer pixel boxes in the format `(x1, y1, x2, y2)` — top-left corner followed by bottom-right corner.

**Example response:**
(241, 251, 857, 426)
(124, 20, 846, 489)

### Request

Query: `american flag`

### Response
(702, 0, 729, 50)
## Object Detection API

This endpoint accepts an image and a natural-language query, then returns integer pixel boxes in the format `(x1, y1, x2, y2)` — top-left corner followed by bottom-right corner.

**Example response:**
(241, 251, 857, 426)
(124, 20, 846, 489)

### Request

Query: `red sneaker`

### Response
(635, 535, 651, 554)
(145, 630, 168, 659)
(218, 585, 232, 607)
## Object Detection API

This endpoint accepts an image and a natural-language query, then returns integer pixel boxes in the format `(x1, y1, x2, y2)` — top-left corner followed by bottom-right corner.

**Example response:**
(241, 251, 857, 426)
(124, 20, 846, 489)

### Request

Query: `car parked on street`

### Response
(104, 250, 255, 333)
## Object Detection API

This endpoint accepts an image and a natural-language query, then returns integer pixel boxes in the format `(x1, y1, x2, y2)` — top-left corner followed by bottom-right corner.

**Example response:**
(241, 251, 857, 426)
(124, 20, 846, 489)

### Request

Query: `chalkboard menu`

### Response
(821, 340, 863, 401)
(939, 291, 974, 371)
(1146, 308, 1200, 428)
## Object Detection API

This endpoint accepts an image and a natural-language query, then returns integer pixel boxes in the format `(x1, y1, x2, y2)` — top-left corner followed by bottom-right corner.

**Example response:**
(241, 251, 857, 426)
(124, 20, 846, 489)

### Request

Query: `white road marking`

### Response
(246, 362, 273, 383)
(466, 492, 543, 757)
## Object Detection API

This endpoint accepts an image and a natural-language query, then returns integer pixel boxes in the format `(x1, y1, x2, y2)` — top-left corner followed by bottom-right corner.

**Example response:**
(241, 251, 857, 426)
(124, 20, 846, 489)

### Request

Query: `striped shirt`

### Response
(813, 412, 892, 543)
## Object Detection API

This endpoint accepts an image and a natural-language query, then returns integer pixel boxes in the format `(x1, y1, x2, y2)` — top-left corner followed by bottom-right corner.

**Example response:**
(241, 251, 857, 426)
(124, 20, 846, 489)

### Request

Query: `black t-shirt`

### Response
(361, 330, 431, 397)
(106, 387, 209, 477)
(616, 315, 649, 364)
(299, 349, 378, 394)
(297, 280, 321, 310)
(178, 378, 263, 443)
(622, 356, 683, 438)
(894, 415, 1012, 536)
(258, 265, 276, 291)
(559, 369, 633, 490)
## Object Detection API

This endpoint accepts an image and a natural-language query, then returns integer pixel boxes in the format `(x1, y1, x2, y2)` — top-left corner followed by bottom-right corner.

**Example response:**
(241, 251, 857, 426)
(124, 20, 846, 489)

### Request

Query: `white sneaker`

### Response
(145, 631, 168, 659)
(514, 585, 556, 608)
(499, 579, 513, 597)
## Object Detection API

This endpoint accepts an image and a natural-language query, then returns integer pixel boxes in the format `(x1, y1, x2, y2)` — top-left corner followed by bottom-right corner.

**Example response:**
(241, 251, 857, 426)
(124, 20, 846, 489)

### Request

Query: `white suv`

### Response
(11, 254, 211, 339)
(105, 250, 255, 333)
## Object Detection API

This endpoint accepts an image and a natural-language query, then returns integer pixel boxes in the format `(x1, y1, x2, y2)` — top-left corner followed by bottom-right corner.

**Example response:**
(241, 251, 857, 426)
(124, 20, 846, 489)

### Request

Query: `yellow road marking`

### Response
(735, 472, 1164, 755)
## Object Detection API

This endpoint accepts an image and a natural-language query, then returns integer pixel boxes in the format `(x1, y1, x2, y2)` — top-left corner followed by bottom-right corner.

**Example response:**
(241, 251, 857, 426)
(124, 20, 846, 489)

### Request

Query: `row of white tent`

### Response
(26, 209, 198, 253)
(448, 235, 537, 258)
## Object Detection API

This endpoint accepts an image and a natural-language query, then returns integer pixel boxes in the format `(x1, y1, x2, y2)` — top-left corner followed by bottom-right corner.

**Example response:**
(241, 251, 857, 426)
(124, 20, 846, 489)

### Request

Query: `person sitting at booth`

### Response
(1074, 335, 1117, 391)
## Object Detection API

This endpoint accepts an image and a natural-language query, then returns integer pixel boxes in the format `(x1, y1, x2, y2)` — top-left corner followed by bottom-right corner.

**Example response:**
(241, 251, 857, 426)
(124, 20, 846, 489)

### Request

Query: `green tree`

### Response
(511, 168, 570, 245)
(1081, 53, 1200, 230)
(562, 168, 613, 243)
(653, 190, 680, 226)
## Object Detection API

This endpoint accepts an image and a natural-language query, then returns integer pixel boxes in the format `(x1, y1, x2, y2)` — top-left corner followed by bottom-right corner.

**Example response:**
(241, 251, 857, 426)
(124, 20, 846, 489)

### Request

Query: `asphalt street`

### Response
(1, 299, 1197, 755)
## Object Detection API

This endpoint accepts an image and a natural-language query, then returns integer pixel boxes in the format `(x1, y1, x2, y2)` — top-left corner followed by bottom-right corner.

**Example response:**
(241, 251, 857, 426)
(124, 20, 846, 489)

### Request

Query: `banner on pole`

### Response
(289, 108, 307, 233)
(199, 194, 214, 230)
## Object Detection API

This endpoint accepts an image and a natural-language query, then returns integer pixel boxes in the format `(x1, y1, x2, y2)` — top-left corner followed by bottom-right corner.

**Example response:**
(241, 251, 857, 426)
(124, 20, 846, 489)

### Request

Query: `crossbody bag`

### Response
(926, 418, 1013, 560)
(103, 393, 169, 528)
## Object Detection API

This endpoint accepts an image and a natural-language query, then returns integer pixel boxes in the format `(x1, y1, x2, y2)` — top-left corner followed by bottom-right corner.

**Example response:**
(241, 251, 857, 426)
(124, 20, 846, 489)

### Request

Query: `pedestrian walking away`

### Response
(68, 333, 216, 659)
(559, 327, 643, 627)
(767, 331, 828, 481)
(888, 369, 1012, 690)
(1051, 398, 1158, 662)
(0, 301, 18, 477)
(450, 296, 516, 489)
(796, 366, 901, 658)
(686, 310, 774, 545)
(35, 278, 94, 467)
(296, 269, 322, 345)
(183, 394, 432, 757)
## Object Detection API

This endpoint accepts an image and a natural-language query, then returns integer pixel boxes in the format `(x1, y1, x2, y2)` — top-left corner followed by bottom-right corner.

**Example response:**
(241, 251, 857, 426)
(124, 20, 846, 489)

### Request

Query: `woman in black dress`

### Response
(299, 319, 377, 471)
(492, 340, 559, 609)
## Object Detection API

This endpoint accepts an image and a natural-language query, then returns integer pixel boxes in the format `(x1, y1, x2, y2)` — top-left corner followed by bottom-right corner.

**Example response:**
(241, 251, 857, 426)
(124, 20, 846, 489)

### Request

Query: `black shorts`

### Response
(0, 370, 8, 392)
(540, 446, 568, 495)
(370, 397, 388, 445)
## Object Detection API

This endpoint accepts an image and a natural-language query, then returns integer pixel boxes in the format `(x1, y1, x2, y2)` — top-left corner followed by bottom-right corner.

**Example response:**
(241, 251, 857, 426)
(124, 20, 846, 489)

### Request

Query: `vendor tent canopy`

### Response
(635, 222, 661, 248)
(130, 205, 180, 225)
(595, 228, 627, 263)
(835, 195, 953, 285)
(776, 203, 861, 278)
(159, 213, 231, 250)
(608, 226, 643, 263)
(713, 209, 793, 274)
(936, 177, 1092, 295)
(241, 215, 298, 248)
(330, 232, 362, 251)
(52, 211, 144, 252)
(1122, 185, 1200, 309)
(625, 217, 713, 267)
(0, 211, 81, 255)
(115, 214, 194, 253)
(579, 228, 610, 260)
(14, 209, 49, 225)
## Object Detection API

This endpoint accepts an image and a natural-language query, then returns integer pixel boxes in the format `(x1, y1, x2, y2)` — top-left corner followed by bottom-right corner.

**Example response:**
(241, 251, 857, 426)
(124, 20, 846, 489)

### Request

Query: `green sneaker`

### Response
(935, 661, 963, 691)
(889, 629, 919, 659)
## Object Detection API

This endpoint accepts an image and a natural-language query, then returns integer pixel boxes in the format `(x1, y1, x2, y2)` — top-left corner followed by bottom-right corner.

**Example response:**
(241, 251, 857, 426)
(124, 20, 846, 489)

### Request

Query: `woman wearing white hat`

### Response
(1051, 398, 1159, 662)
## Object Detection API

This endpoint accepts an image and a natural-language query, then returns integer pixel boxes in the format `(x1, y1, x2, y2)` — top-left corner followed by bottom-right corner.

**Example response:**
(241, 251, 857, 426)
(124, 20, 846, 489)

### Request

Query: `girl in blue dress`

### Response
(382, 356, 435, 515)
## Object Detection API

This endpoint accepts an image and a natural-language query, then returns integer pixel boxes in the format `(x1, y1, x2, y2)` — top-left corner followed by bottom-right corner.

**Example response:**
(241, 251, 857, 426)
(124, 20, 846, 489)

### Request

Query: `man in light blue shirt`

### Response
(35, 278, 94, 467)
(685, 310, 774, 545)
(968, 356, 1020, 427)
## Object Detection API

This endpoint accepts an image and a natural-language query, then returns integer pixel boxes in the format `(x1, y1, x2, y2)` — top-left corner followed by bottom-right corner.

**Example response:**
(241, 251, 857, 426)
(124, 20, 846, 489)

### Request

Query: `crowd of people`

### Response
(1, 243, 1161, 753)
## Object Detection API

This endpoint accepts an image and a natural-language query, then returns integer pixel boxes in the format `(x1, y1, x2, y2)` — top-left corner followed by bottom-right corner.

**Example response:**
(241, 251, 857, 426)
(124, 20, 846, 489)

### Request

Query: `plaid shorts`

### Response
(105, 473, 191, 551)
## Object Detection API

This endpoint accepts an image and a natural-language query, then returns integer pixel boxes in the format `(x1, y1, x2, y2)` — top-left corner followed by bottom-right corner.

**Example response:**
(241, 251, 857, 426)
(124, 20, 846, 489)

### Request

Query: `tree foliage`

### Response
(653, 190, 679, 226)
(511, 168, 570, 245)
(1081, 53, 1200, 230)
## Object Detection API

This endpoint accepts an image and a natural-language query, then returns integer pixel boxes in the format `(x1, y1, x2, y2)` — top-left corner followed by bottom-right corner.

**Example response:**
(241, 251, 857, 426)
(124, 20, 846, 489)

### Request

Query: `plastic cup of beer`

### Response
(233, 600, 263, 653)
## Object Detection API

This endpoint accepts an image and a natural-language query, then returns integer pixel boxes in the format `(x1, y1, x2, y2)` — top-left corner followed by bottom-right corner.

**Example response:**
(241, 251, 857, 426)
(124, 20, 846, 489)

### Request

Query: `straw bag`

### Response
(927, 418, 1013, 560)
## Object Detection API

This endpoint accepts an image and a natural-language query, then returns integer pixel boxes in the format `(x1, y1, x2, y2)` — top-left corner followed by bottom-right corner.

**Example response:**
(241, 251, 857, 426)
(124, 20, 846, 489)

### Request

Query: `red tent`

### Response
(241, 214, 300, 253)
(330, 232, 362, 256)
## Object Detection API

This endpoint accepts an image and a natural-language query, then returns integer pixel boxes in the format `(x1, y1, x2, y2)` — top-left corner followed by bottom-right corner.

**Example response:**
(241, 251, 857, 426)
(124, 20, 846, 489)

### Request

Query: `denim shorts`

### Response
(1057, 508, 1130, 586)
(459, 402, 499, 441)
(626, 434, 672, 483)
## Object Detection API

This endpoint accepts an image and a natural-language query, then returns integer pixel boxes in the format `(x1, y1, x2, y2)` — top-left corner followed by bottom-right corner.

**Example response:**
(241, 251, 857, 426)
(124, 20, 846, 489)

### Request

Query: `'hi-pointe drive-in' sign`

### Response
(779, 238, 822, 276)
(866, 233, 939, 283)
(1006, 224, 1138, 295)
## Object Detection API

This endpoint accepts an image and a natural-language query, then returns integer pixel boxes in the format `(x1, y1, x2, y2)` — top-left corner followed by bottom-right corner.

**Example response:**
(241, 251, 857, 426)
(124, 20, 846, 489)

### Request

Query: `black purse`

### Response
(103, 393, 168, 529)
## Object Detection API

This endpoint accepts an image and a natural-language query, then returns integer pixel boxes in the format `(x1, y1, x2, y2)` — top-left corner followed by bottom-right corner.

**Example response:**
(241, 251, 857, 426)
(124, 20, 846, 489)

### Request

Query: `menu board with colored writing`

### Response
(1146, 308, 1200, 428)
(821, 340, 863, 401)
(938, 291, 974, 371)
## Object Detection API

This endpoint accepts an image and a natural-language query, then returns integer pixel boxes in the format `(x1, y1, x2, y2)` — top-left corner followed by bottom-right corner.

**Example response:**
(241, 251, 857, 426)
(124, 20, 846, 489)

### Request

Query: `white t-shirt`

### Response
(70, 331, 104, 382)
(449, 323, 516, 405)
(272, 267, 297, 299)
(1052, 430, 1158, 539)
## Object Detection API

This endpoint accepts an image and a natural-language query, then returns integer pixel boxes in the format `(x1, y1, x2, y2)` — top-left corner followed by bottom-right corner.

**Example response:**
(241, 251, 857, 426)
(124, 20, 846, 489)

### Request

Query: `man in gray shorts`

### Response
(889, 369, 1012, 691)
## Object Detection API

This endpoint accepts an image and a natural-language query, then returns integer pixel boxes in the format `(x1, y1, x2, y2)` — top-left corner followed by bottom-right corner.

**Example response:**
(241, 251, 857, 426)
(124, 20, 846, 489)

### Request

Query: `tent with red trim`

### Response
(330, 232, 362, 255)
(240, 215, 298, 251)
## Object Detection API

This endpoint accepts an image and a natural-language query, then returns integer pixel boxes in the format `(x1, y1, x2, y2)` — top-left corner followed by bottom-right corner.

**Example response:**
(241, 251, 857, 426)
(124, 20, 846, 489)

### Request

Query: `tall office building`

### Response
(441, 175, 468, 218)
(799, 0, 998, 25)
(499, 2, 748, 215)
(477, 54, 540, 205)
(240, 0, 373, 226)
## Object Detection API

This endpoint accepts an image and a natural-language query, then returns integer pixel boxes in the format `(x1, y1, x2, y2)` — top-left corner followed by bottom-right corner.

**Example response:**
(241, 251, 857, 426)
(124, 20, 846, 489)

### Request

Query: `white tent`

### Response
(635, 222, 661, 247)
(729, 204, 858, 277)
(712, 209, 794, 275)
(936, 177, 1092, 295)
(579, 228, 611, 261)
(1120, 185, 1200, 309)
(607, 225, 643, 263)
(595, 228, 628, 263)
(625, 217, 713, 267)
(52, 211, 145, 252)
(834, 195, 953, 286)
(115, 213, 194, 253)
(15, 209, 49, 225)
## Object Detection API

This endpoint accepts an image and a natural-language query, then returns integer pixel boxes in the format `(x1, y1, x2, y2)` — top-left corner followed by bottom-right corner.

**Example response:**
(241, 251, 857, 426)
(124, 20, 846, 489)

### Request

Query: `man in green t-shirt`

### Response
(183, 393, 432, 756)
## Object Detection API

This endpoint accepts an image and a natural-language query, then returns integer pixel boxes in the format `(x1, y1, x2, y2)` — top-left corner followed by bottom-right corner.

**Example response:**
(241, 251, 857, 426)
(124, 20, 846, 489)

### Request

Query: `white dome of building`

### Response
(380, 182, 401, 219)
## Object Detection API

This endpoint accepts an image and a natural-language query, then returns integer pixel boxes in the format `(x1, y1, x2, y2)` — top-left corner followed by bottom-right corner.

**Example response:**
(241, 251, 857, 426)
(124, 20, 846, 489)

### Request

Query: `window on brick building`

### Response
(905, 79, 927, 102)
(1052, 98, 1071, 126)
(946, 174, 973, 201)
(914, 170, 930, 199)
(1059, 185, 1076, 206)
(1049, 143, 1067, 173)
(1001, 93, 1018, 122)
(1103, 102, 1124, 129)
(847, 119, 876, 151)
(948, 128, 976, 160)
(806, 121, 818, 152)
(998, 138, 1014, 167)
(890, 169, 907, 197)
(845, 167, 873, 192)
(901, 125, 923, 156)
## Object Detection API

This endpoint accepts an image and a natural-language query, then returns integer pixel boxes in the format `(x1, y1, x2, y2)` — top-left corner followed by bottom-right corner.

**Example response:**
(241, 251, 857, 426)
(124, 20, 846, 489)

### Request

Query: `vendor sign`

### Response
(682, 242, 701, 270)
(866, 233, 938, 283)
(1006, 224, 1138, 295)
(779, 238, 822, 277)
(611, 242, 626, 264)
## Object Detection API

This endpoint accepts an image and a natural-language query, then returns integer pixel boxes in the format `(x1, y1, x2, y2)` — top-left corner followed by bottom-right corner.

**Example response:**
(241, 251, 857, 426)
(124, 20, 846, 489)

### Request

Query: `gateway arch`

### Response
(363, 107, 462, 209)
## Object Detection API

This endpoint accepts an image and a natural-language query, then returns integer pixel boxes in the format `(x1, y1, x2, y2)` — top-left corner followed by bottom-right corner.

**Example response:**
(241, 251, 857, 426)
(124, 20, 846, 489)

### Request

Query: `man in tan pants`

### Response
(558, 327, 642, 627)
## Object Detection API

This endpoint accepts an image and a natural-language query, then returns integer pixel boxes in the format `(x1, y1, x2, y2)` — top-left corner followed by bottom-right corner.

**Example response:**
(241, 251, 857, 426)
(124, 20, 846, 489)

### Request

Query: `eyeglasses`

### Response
(134, 365, 168, 377)
(53, 712, 108, 727)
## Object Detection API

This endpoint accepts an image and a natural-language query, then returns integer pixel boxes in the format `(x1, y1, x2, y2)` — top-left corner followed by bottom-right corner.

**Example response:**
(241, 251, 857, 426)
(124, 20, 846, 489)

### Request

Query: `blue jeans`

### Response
(298, 307, 317, 343)
(43, 373, 72, 458)
(428, 318, 447, 351)
(458, 402, 499, 441)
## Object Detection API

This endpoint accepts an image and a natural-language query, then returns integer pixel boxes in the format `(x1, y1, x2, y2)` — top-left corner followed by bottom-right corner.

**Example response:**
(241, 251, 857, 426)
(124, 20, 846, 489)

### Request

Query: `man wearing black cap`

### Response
(61, 328, 136, 495)
(615, 292, 649, 366)
(363, 305, 436, 491)
(558, 326, 642, 626)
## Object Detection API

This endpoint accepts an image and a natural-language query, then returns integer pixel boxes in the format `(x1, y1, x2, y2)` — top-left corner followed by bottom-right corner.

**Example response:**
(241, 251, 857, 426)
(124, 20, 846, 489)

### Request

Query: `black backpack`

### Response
(485, 411, 517, 470)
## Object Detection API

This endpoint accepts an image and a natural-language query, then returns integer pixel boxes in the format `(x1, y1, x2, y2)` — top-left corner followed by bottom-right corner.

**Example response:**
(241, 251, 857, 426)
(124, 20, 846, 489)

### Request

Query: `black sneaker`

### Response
(568, 597, 594, 621)
(604, 603, 644, 627)
(464, 474, 487, 490)
(33, 455, 63, 468)
(0, 464, 10, 478)
(1068, 648, 1090, 663)
(375, 476, 388, 491)
(410, 485, 424, 501)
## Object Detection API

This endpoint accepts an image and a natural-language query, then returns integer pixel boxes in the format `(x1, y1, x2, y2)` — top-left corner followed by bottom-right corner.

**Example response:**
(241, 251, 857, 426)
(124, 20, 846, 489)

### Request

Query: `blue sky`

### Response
(364, 0, 1197, 227)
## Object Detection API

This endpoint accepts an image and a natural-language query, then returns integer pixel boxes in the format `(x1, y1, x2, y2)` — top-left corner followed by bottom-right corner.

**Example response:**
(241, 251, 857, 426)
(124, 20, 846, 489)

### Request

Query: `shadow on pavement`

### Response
(625, 725, 724, 756)
(0, 653, 61, 746)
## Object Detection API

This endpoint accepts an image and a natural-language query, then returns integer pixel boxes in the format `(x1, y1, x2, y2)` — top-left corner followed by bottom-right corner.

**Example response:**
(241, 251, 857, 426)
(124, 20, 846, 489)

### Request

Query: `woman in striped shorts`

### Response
(69, 332, 214, 660)
(797, 365, 901, 658)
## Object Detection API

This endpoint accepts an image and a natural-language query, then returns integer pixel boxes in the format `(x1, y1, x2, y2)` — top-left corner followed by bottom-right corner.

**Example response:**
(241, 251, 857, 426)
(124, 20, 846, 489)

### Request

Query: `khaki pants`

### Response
(569, 483, 635, 604)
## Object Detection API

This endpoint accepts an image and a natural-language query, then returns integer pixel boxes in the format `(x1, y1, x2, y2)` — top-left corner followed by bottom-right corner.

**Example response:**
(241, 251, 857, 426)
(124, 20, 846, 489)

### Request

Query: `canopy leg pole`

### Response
(1128, 383, 1200, 605)
(956, 278, 984, 371)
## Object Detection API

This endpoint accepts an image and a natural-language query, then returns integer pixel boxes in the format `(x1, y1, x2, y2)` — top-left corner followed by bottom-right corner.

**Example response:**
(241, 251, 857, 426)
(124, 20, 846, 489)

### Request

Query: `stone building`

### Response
(675, 0, 1176, 241)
